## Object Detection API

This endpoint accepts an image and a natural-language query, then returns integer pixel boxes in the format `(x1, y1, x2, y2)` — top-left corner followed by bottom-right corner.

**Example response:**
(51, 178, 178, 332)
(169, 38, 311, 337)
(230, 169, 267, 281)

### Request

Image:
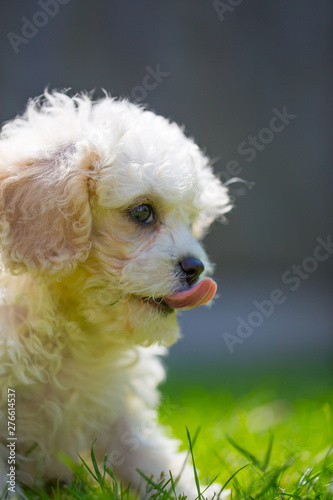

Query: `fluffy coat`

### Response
(0, 92, 231, 498)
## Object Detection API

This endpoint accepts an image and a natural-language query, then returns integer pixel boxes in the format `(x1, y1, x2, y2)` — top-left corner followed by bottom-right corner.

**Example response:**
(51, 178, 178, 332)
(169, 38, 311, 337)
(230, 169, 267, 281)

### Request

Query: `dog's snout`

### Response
(179, 257, 204, 286)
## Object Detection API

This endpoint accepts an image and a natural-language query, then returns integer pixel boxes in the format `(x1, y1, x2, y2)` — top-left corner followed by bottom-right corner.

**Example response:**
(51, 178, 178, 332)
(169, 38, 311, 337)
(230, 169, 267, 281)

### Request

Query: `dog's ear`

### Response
(192, 171, 232, 240)
(0, 148, 93, 275)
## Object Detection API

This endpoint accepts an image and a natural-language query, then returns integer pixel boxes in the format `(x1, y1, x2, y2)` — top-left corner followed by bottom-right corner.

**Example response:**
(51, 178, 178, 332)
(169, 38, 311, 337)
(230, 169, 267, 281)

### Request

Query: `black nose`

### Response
(179, 257, 204, 286)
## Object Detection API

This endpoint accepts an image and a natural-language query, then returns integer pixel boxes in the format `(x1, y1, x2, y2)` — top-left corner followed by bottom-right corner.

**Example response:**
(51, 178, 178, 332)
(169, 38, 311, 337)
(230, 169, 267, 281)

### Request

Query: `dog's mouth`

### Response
(139, 297, 174, 315)
(136, 278, 217, 315)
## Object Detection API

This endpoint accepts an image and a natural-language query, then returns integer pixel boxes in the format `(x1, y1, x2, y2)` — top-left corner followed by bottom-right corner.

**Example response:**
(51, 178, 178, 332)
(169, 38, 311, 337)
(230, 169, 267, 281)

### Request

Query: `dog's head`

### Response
(0, 92, 231, 346)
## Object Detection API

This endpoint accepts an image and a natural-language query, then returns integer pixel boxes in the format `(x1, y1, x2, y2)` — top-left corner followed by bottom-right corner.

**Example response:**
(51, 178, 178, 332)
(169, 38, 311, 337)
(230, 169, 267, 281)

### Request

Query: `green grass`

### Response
(4, 362, 333, 499)
(159, 370, 333, 499)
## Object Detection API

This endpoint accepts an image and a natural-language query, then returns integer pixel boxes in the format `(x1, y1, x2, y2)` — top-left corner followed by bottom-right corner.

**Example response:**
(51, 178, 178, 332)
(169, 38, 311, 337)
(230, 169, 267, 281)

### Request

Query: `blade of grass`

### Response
(105, 466, 119, 497)
(256, 464, 290, 498)
(168, 470, 180, 499)
(226, 435, 262, 470)
(136, 469, 167, 496)
(200, 474, 220, 497)
(186, 427, 202, 499)
(297, 467, 313, 489)
(307, 463, 333, 482)
(263, 433, 274, 471)
(90, 440, 104, 487)
(78, 454, 98, 482)
(23, 442, 38, 458)
(279, 493, 302, 498)
(219, 463, 250, 494)
(102, 454, 107, 481)
(171, 426, 202, 496)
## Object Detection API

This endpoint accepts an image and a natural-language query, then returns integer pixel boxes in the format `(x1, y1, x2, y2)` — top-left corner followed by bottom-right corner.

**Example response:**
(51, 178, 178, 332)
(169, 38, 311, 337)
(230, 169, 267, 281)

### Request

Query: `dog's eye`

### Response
(129, 204, 154, 224)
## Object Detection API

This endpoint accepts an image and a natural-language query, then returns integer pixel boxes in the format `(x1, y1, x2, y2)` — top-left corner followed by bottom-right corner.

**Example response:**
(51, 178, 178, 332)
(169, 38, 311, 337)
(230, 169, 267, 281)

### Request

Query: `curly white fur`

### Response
(0, 91, 231, 499)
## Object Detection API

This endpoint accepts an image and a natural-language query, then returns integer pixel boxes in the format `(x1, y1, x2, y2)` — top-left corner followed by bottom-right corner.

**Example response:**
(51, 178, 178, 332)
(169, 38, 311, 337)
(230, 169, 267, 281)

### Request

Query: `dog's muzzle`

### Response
(137, 256, 217, 314)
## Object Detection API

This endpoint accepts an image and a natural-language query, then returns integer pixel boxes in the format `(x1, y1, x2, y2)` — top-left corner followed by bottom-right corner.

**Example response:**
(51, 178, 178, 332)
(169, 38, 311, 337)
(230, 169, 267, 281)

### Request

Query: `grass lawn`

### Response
(5, 360, 333, 499)
(159, 359, 333, 499)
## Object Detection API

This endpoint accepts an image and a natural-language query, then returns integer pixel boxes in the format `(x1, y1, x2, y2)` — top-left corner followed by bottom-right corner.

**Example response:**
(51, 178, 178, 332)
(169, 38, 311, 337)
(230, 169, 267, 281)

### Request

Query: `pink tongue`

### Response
(164, 278, 217, 310)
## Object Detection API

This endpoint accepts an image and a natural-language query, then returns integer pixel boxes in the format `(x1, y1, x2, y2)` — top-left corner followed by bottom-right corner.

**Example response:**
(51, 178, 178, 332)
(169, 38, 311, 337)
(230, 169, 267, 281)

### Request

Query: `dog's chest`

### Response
(9, 341, 131, 453)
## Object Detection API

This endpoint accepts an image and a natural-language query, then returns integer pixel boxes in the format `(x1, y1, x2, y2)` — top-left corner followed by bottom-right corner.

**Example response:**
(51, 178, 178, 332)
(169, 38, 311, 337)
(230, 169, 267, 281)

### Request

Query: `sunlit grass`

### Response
(160, 361, 333, 498)
(159, 385, 332, 498)
(5, 363, 333, 499)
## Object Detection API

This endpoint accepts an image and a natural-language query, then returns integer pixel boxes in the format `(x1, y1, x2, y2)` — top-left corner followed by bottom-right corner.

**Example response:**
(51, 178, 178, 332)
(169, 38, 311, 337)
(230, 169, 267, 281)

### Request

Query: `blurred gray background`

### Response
(0, 0, 332, 385)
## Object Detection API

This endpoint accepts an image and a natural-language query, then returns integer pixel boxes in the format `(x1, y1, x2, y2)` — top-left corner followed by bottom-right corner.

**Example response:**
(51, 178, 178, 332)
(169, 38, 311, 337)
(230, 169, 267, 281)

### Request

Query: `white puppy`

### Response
(0, 92, 231, 498)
